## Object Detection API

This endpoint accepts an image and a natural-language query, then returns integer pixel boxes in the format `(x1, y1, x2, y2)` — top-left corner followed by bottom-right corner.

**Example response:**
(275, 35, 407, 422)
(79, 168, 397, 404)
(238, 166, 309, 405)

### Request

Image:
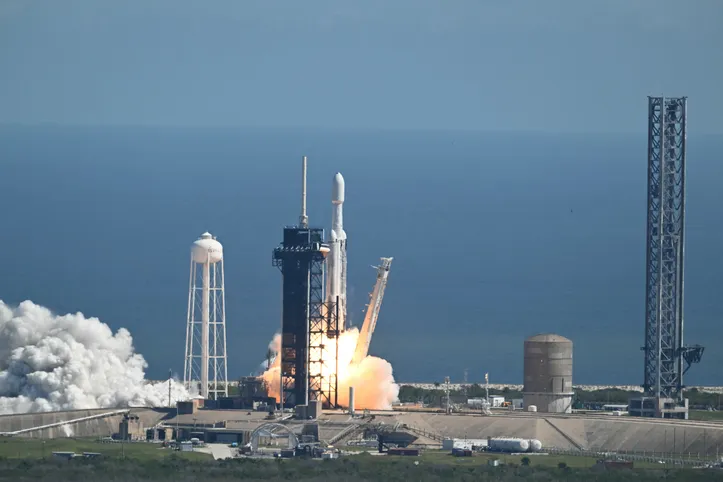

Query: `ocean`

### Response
(0, 124, 721, 386)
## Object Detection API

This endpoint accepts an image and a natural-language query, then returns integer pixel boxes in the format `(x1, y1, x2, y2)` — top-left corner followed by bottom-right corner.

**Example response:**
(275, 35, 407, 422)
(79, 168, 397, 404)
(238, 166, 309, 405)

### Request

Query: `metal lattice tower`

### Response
(272, 156, 339, 409)
(273, 227, 325, 407)
(642, 96, 703, 403)
(309, 292, 340, 408)
(184, 232, 228, 399)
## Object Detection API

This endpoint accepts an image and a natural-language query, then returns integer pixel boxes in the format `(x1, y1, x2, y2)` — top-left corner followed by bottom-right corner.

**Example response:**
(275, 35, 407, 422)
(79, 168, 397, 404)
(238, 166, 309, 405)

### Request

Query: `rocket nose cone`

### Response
(332, 172, 345, 203)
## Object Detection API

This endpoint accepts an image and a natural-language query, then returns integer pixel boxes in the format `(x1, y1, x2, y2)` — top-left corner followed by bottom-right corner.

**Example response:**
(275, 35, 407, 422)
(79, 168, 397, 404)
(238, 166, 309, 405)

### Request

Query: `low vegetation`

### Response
(689, 410, 723, 422)
(0, 450, 720, 482)
(0, 438, 210, 462)
(0, 439, 720, 481)
(397, 384, 523, 406)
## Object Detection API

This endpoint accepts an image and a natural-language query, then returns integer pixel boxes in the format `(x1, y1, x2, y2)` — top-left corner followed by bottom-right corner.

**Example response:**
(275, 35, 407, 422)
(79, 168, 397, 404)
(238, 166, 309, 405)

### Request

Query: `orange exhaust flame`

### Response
(261, 328, 399, 410)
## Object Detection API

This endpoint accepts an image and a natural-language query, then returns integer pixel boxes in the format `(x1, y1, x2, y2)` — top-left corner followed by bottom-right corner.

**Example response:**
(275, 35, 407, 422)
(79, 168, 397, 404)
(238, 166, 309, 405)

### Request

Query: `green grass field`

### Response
(0, 438, 688, 470)
(342, 448, 671, 470)
(689, 410, 723, 422)
(0, 438, 211, 461)
(0, 439, 717, 482)
(414, 449, 667, 469)
(420, 450, 597, 467)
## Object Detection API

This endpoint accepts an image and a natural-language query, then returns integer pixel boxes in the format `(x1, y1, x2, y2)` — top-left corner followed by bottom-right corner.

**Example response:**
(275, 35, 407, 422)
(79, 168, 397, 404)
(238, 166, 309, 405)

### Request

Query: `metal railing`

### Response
(402, 425, 445, 443)
(329, 423, 365, 445)
(545, 446, 721, 467)
(373, 428, 721, 467)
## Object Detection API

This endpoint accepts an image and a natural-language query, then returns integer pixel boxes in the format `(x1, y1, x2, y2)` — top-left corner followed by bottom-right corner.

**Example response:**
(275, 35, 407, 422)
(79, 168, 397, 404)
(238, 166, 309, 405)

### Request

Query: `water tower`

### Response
(183, 232, 228, 399)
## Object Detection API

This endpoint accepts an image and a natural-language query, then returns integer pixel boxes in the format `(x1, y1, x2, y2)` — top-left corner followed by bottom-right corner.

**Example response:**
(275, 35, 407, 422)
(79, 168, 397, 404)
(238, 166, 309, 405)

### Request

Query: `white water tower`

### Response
(183, 232, 228, 399)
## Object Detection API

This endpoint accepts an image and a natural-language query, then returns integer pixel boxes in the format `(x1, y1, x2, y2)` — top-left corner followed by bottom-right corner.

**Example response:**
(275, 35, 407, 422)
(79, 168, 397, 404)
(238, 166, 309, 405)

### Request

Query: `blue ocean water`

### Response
(0, 125, 721, 386)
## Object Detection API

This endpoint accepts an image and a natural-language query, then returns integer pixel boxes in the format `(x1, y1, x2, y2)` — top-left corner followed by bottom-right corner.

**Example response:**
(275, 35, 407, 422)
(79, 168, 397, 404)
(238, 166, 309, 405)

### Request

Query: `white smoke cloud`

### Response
(0, 300, 190, 415)
(253, 334, 279, 376)
(60, 423, 74, 437)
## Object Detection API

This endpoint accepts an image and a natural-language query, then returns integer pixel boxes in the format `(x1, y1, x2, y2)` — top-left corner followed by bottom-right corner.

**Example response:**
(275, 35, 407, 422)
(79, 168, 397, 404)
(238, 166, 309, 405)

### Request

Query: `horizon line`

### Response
(0, 121, 702, 138)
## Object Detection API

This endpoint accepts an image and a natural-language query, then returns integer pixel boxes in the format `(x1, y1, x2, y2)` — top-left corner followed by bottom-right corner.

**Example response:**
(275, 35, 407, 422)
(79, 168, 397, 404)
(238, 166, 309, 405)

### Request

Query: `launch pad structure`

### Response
(273, 156, 340, 409)
(630, 96, 704, 419)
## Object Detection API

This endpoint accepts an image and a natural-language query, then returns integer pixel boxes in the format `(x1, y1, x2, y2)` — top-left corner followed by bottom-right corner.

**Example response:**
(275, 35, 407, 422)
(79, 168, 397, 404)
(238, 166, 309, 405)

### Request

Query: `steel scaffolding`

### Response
(642, 96, 703, 404)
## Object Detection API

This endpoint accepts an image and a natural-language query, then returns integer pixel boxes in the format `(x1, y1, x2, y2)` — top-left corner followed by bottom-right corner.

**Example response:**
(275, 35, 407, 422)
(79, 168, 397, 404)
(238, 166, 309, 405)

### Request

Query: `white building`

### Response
(468, 397, 506, 408)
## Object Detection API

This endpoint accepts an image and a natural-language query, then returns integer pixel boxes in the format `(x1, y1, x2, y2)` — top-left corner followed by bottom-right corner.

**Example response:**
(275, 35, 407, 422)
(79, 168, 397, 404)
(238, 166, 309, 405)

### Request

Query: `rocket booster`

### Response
(327, 172, 348, 330)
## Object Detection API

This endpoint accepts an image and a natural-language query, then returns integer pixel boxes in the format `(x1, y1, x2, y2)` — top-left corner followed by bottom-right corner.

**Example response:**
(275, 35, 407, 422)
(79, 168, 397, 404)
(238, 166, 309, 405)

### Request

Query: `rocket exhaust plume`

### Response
(262, 256, 398, 410)
(0, 300, 191, 415)
(261, 327, 399, 410)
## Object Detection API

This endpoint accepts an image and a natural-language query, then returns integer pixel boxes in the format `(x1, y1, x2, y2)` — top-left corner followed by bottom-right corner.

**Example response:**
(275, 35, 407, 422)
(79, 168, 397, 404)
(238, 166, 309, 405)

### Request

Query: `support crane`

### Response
(350, 257, 393, 366)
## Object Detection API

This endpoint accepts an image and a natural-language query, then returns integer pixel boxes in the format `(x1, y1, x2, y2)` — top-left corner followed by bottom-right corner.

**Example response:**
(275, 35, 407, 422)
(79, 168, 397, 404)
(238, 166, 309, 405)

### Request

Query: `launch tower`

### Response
(630, 96, 703, 419)
(184, 232, 228, 399)
(273, 156, 340, 408)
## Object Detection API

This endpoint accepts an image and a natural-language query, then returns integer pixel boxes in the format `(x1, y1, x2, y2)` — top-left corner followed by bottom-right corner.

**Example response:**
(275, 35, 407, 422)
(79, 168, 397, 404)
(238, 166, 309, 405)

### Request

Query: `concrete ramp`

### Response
(539, 417, 586, 450)
(583, 418, 723, 456)
(395, 413, 444, 438)
(207, 443, 234, 460)
(0, 408, 168, 439)
(389, 412, 723, 457)
(0, 409, 125, 438)
(397, 414, 539, 441)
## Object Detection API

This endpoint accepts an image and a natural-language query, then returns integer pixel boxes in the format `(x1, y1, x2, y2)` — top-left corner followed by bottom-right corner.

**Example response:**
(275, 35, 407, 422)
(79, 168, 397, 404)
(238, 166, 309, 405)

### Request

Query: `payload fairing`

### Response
(326, 172, 348, 330)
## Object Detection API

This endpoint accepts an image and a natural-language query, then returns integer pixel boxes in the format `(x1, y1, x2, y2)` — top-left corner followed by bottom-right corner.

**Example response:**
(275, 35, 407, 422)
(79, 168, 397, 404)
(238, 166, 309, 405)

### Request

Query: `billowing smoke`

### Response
(254, 334, 279, 375)
(0, 300, 191, 415)
(261, 328, 399, 410)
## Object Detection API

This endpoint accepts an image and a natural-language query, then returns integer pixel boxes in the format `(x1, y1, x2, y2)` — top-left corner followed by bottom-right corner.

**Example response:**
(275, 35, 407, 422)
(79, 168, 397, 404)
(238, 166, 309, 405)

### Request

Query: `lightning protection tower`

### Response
(184, 232, 228, 399)
(630, 96, 703, 419)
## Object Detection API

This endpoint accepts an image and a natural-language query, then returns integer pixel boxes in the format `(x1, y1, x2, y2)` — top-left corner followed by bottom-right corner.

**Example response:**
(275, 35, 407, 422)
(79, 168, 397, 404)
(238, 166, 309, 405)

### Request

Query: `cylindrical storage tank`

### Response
(192, 232, 223, 264)
(349, 387, 355, 416)
(523, 333, 573, 414)
(488, 438, 530, 453)
(528, 439, 543, 452)
(527, 405, 537, 412)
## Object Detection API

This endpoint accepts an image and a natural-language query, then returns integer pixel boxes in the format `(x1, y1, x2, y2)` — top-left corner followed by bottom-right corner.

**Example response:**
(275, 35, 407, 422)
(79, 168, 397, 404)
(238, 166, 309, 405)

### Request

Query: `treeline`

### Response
(685, 389, 723, 409)
(573, 388, 722, 409)
(398, 384, 722, 409)
(398, 384, 522, 406)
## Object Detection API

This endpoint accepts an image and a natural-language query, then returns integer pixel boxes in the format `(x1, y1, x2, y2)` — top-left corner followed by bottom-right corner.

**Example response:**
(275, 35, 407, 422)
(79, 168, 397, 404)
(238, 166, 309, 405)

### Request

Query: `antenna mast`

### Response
(168, 369, 172, 408)
(300, 155, 309, 227)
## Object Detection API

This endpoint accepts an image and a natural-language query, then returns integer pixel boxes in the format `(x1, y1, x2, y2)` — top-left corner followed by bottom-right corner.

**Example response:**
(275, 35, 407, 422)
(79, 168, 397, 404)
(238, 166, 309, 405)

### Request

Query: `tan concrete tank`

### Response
(522, 333, 573, 413)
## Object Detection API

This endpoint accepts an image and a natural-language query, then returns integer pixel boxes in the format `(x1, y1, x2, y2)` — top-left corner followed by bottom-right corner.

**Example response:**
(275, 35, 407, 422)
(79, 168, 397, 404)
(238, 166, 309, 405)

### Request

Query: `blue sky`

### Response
(1, 0, 721, 133)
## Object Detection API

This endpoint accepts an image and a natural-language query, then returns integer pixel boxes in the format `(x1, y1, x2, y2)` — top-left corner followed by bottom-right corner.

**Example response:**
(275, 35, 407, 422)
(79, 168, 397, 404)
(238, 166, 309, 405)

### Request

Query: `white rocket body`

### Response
(328, 172, 347, 330)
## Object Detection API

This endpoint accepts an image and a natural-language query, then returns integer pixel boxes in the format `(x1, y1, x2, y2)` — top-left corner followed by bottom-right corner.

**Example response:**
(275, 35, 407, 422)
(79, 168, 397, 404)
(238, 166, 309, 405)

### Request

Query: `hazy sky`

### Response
(1, 0, 722, 133)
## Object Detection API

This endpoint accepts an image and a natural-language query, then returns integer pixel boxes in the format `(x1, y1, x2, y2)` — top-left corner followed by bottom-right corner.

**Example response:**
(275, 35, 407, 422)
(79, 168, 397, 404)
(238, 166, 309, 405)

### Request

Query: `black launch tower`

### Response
(272, 156, 339, 409)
